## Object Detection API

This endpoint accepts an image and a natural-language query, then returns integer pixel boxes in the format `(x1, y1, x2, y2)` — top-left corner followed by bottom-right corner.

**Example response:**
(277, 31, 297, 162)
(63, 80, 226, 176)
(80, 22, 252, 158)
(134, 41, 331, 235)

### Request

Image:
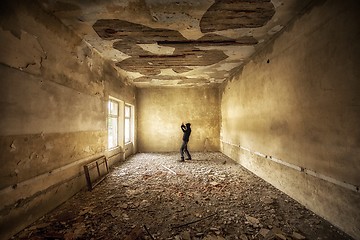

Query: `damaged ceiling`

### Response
(38, 0, 313, 87)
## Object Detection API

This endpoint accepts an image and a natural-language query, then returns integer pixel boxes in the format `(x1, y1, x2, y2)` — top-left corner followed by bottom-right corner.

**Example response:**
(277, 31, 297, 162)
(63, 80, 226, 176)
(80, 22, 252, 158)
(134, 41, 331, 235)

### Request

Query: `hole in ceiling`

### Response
(105, 28, 116, 34)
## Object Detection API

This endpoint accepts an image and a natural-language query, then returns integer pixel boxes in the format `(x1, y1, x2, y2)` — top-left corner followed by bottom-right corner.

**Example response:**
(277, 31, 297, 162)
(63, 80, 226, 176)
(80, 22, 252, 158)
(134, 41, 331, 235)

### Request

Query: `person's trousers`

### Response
(180, 140, 191, 159)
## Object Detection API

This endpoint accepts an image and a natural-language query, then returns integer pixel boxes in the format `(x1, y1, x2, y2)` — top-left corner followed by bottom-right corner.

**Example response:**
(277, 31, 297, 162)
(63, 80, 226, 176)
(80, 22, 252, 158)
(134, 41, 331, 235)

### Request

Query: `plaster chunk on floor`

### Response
(15, 152, 354, 240)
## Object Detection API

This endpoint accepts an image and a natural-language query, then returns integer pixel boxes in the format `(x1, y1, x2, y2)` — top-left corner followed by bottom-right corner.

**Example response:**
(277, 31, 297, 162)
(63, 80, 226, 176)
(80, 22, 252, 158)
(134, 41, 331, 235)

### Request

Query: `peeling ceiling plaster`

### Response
(38, 0, 314, 87)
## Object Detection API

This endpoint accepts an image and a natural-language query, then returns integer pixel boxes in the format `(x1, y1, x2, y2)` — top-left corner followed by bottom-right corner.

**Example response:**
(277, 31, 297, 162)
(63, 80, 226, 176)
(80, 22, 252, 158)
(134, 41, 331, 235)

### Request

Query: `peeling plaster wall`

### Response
(0, 2, 135, 239)
(137, 87, 220, 153)
(220, 1, 360, 239)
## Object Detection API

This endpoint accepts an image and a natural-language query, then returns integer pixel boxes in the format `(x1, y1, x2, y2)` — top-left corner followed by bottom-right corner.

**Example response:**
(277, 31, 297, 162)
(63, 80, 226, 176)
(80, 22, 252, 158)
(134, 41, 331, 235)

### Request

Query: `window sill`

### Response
(107, 146, 120, 152)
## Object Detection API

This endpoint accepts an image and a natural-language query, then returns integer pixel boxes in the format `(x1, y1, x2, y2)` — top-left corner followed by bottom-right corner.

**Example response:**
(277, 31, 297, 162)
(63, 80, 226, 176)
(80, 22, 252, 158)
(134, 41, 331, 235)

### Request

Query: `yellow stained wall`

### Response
(220, 0, 360, 239)
(0, 2, 136, 239)
(137, 87, 220, 153)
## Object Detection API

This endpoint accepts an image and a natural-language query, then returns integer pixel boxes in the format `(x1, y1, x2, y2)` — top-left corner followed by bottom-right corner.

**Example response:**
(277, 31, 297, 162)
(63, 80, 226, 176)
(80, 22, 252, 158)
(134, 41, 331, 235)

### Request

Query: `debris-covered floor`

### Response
(14, 152, 354, 240)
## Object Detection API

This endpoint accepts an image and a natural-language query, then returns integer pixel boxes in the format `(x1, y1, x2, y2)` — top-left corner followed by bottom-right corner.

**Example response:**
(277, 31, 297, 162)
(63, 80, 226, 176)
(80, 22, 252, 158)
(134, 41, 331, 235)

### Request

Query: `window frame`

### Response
(124, 104, 132, 144)
(107, 99, 120, 150)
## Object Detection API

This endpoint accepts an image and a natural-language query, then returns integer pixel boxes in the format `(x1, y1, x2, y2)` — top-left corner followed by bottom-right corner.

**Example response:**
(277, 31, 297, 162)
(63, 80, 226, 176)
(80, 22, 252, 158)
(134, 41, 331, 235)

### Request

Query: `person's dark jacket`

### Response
(181, 124, 191, 142)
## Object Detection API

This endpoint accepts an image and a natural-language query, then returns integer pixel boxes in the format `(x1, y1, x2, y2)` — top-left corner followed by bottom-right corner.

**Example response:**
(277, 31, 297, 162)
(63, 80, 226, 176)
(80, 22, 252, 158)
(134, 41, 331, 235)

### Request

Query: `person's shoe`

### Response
(186, 158, 191, 160)
(180, 158, 184, 162)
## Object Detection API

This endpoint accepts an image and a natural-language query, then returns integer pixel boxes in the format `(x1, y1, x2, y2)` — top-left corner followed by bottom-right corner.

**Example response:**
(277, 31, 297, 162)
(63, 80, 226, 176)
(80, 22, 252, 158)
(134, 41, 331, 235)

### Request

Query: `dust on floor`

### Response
(14, 152, 354, 240)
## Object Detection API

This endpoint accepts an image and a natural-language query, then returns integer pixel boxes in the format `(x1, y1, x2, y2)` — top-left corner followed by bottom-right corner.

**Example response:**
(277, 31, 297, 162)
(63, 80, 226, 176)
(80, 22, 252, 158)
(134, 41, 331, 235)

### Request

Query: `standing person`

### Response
(180, 122, 192, 161)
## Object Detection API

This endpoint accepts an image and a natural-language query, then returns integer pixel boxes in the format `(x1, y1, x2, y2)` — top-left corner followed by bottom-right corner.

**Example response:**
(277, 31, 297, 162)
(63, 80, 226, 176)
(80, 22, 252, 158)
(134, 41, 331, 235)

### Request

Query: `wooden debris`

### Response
(161, 165, 177, 175)
(143, 225, 155, 240)
(172, 213, 217, 229)
(14, 152, 350, 240)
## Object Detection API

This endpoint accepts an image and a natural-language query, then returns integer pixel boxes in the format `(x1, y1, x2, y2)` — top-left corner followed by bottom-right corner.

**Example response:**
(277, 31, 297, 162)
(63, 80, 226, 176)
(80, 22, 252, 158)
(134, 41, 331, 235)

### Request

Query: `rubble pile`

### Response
(14, 152, 353, 240)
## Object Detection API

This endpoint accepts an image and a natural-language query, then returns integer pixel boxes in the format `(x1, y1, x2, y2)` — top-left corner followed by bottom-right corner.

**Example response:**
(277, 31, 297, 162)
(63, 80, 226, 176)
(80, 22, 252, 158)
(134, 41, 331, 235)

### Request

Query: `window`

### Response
(124, 104, 131, 143)
(108, 100, 119, 149)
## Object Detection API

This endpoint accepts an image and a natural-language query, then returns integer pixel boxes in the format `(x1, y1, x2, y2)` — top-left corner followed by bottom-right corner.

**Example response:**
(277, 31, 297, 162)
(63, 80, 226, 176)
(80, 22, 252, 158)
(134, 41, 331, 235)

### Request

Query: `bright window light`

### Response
(124, 105, 131, 143)
(108, 100, 119, 149)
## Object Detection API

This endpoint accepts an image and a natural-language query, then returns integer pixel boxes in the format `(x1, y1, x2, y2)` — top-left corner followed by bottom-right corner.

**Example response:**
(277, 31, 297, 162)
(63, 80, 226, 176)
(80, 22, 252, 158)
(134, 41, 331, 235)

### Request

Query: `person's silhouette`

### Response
(180, 122, 192, 161)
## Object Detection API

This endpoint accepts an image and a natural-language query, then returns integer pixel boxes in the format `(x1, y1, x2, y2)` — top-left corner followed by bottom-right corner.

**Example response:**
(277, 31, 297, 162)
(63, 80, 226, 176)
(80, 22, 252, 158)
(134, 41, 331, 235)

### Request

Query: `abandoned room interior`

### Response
(0, 0, 359, 239)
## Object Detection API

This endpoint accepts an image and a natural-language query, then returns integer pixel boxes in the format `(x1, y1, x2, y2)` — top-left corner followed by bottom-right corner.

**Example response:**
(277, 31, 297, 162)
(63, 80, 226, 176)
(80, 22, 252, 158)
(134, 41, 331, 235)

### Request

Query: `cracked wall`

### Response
(137, 87, 220, 153)
(220, 1, 360, 239)
(0, 2, 136, 239)
(1, 0, 360, 239)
